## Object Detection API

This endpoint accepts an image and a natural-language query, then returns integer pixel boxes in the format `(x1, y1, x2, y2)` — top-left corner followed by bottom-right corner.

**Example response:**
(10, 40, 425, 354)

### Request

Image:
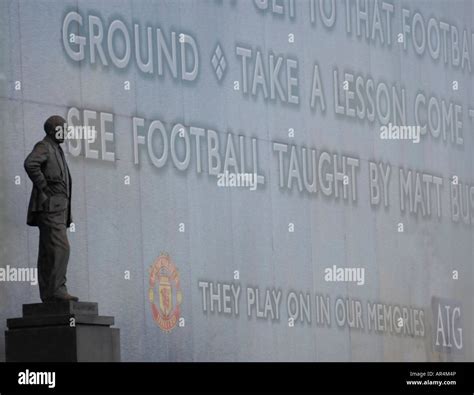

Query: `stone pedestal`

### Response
(5, 301, 120, 362)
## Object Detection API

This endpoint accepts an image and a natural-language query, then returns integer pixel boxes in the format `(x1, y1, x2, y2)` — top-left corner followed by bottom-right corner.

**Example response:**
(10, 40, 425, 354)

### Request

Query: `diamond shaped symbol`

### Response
(211, 54, 219, 69)
(211, 43, 227, 82)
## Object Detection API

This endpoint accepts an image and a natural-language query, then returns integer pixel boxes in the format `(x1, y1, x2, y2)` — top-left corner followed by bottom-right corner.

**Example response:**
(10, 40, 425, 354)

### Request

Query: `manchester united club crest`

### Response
(148, 253, 183, 332)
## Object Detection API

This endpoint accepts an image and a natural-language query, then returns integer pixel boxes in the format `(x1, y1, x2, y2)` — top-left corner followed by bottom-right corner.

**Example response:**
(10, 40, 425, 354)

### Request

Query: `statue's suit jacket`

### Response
(24, 135, 73, 227)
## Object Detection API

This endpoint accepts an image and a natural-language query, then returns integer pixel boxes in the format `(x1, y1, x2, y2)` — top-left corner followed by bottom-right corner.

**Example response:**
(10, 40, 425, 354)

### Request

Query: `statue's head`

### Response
(44, 115, 66, 144)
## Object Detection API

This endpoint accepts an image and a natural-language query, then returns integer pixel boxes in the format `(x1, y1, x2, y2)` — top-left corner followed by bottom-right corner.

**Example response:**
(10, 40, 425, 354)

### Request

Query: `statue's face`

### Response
(53, 125, 65, 144)
(45, 115, 66, 143)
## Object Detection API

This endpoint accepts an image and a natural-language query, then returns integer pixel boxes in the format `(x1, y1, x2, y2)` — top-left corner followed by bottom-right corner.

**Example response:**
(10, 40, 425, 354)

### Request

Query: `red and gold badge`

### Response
(148, 253, 183, 332)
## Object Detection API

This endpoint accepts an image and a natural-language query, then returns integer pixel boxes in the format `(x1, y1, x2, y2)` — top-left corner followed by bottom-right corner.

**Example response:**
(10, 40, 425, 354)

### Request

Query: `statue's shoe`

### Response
(52, 293, 79, 302)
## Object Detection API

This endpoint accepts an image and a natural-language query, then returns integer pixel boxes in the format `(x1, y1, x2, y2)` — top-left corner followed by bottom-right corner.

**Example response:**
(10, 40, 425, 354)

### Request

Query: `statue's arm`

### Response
(24, 141, 50, 194)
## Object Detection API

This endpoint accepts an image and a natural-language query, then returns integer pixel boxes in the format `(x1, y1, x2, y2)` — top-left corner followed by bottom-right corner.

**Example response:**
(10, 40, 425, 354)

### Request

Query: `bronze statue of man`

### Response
(24, 115, 79, 302)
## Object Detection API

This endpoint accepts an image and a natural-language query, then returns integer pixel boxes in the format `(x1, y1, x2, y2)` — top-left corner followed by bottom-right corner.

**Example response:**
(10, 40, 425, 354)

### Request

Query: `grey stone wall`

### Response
(0, 0, 472, 361)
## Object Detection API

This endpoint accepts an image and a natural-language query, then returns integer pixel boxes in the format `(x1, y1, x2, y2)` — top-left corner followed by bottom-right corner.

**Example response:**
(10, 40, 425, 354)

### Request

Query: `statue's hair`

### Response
(44, 115, 66, 135)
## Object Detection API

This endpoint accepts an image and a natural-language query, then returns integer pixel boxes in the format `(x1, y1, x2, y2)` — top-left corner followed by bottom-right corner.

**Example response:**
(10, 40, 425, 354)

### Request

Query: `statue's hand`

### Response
(40, 187, 53, 210)
(43, 187, 53, 197)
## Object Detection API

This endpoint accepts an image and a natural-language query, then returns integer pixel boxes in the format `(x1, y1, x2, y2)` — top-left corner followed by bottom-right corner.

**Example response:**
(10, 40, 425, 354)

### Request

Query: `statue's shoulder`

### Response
(36, 136, 54, 151)
(29, 138, 52, 158)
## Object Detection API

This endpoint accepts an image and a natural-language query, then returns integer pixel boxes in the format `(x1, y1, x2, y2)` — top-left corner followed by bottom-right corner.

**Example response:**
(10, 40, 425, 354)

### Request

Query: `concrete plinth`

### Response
(5, 301, 120, 362)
